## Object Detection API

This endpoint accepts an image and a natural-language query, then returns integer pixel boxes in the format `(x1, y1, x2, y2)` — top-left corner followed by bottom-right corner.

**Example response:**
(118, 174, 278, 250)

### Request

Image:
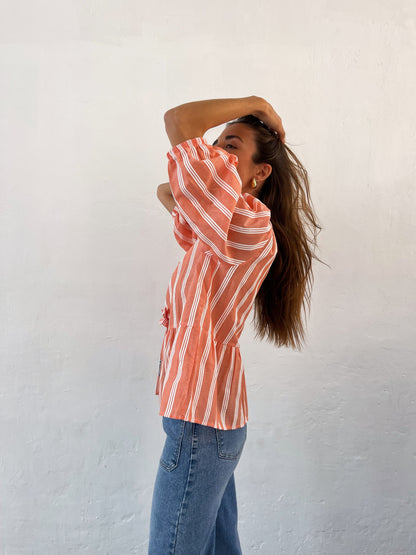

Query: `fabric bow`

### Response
(159, 306, 170, 328)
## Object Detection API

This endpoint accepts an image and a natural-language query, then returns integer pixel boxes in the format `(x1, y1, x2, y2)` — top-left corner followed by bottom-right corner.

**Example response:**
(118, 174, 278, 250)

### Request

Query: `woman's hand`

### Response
(252, 97, 286, 143)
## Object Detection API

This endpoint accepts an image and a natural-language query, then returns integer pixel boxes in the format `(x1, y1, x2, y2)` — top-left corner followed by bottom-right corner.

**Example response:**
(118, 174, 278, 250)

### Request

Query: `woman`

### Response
(149, 96, 321, 554)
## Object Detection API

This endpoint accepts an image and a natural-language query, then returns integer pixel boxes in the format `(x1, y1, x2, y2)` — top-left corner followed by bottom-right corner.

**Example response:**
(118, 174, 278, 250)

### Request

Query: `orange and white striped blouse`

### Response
(156, 136, 277, 430)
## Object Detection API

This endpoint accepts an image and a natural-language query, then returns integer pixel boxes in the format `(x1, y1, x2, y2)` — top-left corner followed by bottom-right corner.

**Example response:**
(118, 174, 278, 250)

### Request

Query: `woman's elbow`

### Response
(164, 108, 173, 126)
(164, 108, 182, 134)
(164, 108, 194, 145)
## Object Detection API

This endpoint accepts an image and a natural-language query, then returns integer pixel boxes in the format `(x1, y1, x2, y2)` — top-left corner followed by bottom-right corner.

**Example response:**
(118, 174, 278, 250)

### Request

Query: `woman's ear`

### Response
(256, 163, 272, 182)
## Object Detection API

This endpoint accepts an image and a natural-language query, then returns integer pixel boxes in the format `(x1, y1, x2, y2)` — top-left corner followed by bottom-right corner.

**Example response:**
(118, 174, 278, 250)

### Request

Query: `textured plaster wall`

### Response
(1, 1, 416, 554)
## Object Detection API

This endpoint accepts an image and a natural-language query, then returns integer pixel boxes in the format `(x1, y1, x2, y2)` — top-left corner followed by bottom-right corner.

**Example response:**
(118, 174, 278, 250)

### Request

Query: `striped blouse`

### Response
(156, 136, 277, 430)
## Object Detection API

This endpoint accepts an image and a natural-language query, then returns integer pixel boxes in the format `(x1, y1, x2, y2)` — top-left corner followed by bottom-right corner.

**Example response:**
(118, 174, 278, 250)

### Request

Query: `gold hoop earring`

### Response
(252, 178, 257, 189)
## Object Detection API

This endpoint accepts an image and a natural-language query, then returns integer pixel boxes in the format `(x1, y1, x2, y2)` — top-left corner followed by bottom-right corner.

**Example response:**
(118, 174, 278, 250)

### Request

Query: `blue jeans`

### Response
(148, 417, 247, 554)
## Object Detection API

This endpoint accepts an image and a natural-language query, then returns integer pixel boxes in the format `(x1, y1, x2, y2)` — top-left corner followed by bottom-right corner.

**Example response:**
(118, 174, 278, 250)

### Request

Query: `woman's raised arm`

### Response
(164, 96, 285, 147)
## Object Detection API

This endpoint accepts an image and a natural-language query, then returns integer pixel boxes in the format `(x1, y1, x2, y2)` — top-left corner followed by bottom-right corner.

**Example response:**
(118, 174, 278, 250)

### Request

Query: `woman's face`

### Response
(212, 123, 271, 196)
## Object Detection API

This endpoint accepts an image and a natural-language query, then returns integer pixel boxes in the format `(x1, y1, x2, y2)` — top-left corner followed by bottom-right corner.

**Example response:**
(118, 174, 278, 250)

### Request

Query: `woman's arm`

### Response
(157, 181, 196, 252)
(164, 96, 285, 147)
(157, 182, 176, 214)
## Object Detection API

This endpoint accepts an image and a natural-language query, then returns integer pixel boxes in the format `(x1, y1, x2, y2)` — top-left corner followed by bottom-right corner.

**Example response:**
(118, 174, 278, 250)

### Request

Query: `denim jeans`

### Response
(148, 417, 247, 555)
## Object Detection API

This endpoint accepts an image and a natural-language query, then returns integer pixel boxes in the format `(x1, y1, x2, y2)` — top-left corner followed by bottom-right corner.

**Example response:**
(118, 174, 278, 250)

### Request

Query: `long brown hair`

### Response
(227, 115, 323, 350)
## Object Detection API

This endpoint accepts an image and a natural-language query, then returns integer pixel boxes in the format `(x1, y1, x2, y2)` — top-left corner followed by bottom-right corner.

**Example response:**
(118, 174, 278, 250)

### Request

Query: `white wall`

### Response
(1, 1, 415, 553)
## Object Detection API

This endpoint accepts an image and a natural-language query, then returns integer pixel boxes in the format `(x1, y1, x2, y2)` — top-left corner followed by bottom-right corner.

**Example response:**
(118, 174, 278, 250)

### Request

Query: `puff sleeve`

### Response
(167, 137, 276, 264)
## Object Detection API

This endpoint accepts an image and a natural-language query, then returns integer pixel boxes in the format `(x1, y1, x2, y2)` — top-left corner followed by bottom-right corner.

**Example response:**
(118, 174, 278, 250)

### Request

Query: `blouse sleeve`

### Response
(167, 136, 276, 264)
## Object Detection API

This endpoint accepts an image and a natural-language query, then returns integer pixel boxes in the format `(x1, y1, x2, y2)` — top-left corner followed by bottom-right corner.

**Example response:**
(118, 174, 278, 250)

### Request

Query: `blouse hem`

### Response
(157, 407, 248, 431)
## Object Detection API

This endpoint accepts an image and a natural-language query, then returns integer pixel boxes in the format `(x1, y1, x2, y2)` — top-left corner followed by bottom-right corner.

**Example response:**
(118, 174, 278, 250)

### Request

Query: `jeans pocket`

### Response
(159, 417, 186, 471)
(215, 425, 247, 461)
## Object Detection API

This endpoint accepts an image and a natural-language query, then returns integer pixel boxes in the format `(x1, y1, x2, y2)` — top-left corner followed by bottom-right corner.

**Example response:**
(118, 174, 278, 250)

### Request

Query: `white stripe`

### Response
(234, 206, 271, 217)
(220, 347, 236, 429)
(175, 209, 196, 243)
(174, 227, 195, 245)
(167, 279, 174, 327)
(178, 211, 194, 230)
(187, 253, 211, 327)
(202, 344, 227, 426)
(170, 258, 183, 328)
(226, 237, 269, 251)
(239, 404, 244, 428)
(180, 243, 198, 312)
(210, 264, 238, 309)
(232, 368, 244, 429)
(189, 332, 211, 422)
(160, 327, 182, 397)
(229, 223, 271, 234)
(160, 331, 171, 394)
